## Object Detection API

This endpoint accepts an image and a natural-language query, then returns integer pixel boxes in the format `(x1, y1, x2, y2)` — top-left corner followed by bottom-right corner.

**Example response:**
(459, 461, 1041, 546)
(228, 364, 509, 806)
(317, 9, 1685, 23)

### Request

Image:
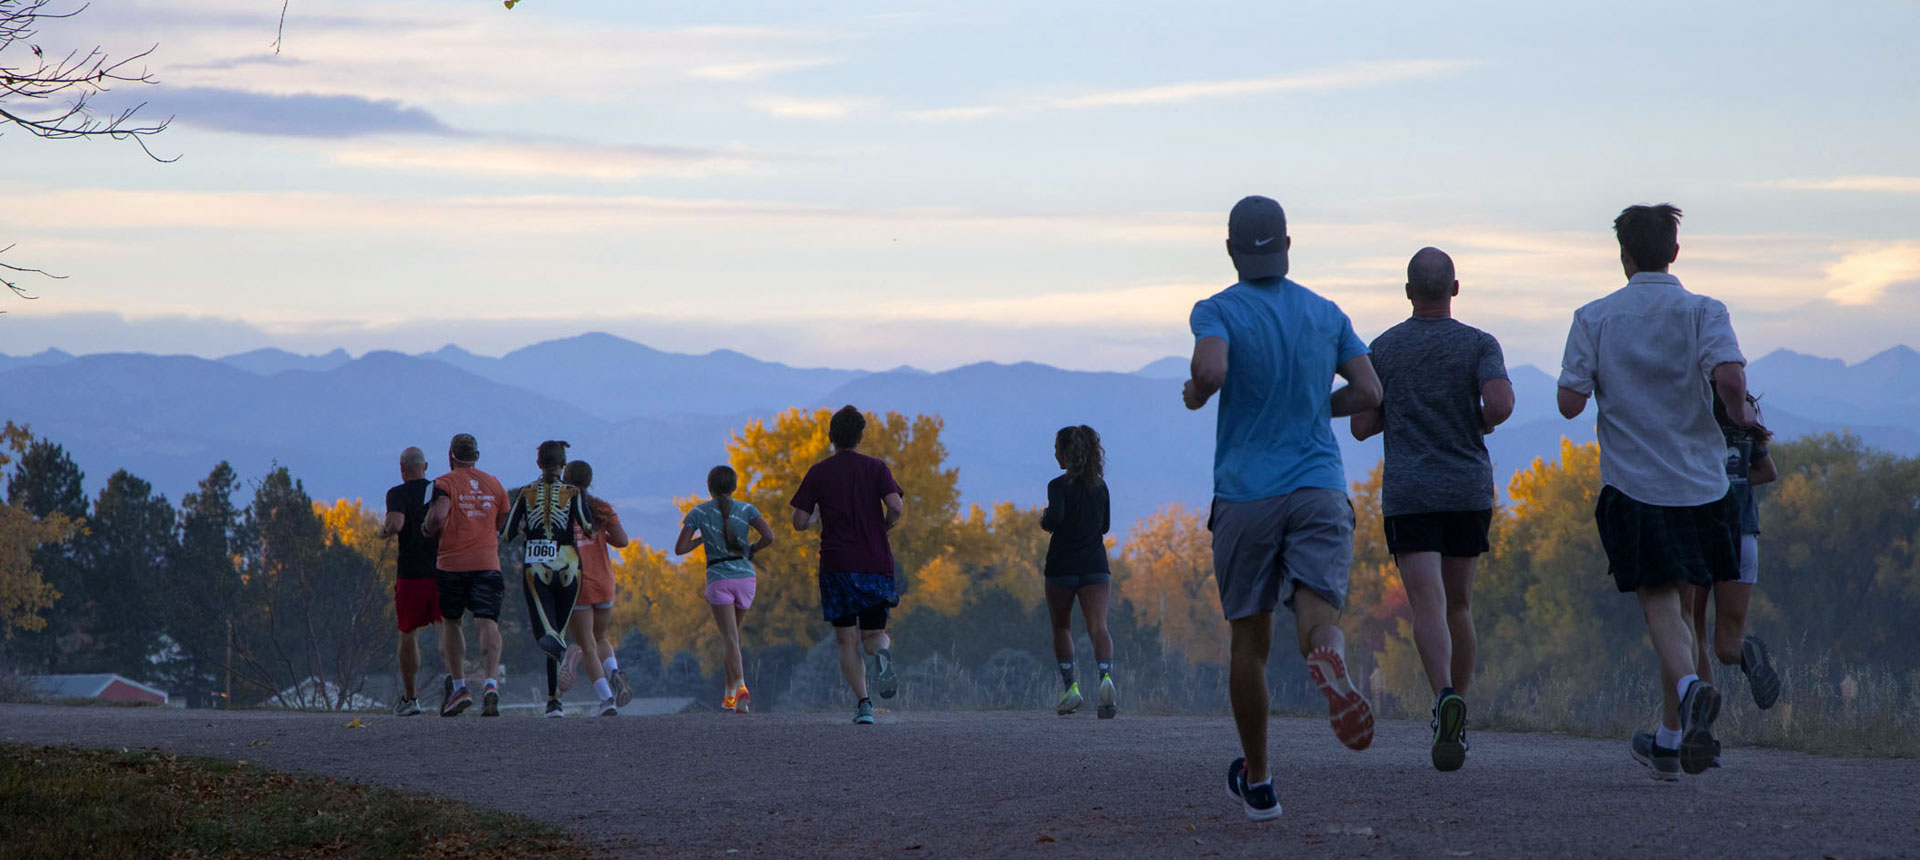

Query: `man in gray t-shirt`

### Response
(1351, 247, 1514, 773)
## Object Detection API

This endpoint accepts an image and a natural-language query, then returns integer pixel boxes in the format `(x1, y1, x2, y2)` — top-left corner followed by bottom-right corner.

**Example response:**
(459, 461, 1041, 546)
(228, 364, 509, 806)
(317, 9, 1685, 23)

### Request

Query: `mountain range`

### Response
(4, 334, 1916, 547)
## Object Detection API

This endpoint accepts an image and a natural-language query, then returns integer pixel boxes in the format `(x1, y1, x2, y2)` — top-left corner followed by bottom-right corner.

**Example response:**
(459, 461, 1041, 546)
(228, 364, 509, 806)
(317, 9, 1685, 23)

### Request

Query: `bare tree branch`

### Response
(1, 1, 174, 157)
(270, 0, 287, 54)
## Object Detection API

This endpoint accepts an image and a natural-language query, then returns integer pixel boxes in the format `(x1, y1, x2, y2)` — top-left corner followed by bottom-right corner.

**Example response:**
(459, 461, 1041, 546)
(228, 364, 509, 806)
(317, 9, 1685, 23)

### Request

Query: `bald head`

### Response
(1406, 247, 1457, 303)
(400, 446, 427, 480)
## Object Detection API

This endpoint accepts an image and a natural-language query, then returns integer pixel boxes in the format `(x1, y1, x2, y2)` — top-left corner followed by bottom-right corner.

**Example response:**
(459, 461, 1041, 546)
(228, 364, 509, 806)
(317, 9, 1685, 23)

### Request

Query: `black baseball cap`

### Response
(1227, 195, 1289, 281)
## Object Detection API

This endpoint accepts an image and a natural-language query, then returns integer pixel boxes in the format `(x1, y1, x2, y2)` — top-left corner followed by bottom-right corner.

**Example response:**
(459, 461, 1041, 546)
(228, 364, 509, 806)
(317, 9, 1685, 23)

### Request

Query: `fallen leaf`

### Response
(1185, 824, 1196, 831)
(1036, 834, 1056, 844)
(344, 717, 365, 728)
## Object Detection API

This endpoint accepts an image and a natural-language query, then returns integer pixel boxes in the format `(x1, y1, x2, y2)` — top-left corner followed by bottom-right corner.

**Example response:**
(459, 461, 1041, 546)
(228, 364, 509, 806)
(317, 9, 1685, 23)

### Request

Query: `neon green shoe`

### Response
(1098, 675, 1117, 719)
(1056, 682, 1084, 715)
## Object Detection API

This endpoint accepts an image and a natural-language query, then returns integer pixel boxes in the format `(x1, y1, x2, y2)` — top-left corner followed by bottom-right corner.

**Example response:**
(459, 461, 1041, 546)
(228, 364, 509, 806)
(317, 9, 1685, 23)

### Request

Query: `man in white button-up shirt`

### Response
(1557, 204, 1759, 781)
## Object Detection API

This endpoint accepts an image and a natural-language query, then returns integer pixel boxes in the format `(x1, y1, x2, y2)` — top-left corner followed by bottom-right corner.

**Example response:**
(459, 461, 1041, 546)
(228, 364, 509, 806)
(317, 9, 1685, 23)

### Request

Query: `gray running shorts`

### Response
(1210, 488, 1355, 619)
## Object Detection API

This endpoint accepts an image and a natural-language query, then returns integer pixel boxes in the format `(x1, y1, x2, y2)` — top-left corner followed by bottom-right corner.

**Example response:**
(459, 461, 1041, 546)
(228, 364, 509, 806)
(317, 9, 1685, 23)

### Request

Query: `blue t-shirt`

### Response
(1190, 278, 1368, 502)
(683, 499, 760, 582)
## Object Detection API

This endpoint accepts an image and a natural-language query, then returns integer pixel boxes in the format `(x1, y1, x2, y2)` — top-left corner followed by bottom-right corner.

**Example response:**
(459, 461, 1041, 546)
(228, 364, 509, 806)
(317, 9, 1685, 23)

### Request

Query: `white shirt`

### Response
(1558, 272, 1745, 507)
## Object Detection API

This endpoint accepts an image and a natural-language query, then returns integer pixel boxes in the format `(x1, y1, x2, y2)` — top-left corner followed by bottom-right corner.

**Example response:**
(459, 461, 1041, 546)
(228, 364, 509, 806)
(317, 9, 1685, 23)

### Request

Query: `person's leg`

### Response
(1637, 584, 1696, 731)
(1440, 556, 1478, 695)
(1686, 583, 1714, 680)
(861, 628, 891, 656)
(732, 606, 749, 683)
(397, 628, 420, 700)
(474, 571, 506, 682)
(710, 602, 743, 692)
(1295, 586, 1374, 751)
(1397, 551, 1451, 695)
(1078, 582, 1113, 664)
(1228, 613, 1275, 783)
(1045, 580, 1078, 690)
(834, 624, 868, 699)
(441, 618, 466, 684)
(1710, 581, 1751, 666)
(593, 606, 615, 667)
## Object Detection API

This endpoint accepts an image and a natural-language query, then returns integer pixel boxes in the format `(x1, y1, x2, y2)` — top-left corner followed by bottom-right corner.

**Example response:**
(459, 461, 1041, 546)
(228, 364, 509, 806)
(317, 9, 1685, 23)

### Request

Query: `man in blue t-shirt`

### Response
(1185, 195, 1382, 822)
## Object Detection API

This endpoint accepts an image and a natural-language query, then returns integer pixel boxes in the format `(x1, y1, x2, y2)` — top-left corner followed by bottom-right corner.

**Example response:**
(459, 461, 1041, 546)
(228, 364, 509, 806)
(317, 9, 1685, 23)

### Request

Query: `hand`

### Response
(1732, 400, 1759, 429)
(1182, 379, 1205, 410)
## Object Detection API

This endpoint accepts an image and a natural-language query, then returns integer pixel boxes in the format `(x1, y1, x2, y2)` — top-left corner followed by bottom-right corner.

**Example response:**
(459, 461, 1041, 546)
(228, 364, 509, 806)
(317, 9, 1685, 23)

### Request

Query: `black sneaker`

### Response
(1678, 679, 1723, 775)
(1709, 736, 1722, 769)
(442, 686, 473, 717)
(1741, 635, 1781, 710)
(545, 698, 566, 718)
(1225, 757, 1281, 821)
(874, 648, 898, 700)
(481, 687, 500, 717)
(537, 633, 567, 661)
(1431, 692, 1468, 772)
(1630, 730, 1680, 781)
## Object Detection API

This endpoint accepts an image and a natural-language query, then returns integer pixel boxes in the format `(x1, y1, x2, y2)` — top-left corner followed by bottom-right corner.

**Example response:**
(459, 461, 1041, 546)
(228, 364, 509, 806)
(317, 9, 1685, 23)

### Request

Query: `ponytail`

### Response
(707, 465, 745, 553)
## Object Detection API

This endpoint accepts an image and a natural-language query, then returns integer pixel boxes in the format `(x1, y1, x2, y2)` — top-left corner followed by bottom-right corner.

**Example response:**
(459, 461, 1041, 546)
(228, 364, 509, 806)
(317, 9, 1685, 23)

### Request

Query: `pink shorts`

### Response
(704, 577, 756, 609)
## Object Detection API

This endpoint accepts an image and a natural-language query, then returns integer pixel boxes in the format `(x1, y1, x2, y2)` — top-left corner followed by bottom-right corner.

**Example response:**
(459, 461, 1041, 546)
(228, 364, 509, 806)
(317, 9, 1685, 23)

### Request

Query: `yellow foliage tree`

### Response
(314, 498, 392, 580)
(1115, 502, 1225, 665)
(0, 422, 74, 637)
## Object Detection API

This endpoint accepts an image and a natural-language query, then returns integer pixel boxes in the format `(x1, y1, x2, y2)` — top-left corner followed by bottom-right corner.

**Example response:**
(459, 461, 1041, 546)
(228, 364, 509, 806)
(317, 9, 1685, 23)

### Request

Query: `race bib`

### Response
(524, 540, 559, 565)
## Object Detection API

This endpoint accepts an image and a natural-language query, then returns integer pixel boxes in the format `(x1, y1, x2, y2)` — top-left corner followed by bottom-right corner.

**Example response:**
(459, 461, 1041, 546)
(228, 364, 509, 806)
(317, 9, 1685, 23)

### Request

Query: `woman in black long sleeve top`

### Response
(1041, 425, 1116, 718)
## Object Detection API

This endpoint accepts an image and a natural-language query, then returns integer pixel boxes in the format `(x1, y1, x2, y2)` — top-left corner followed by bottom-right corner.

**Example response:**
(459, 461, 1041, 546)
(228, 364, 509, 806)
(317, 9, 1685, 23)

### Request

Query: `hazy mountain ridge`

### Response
(3, 336, 1916, 547)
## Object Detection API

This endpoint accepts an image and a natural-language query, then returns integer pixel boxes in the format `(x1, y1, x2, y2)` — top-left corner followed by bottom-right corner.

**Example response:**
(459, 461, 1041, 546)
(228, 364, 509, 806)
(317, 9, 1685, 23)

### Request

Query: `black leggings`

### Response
(522, 562, 582, 698)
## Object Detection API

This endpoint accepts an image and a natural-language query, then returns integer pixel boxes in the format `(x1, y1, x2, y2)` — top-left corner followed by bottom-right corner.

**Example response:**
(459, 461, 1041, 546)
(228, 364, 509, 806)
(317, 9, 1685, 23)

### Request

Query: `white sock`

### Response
(1676, 673, 1699, 701)
(603, 656, 618, 673)
(1655, 725, 1683, 749)
(594, 677, 614, 700)
(485, 677, 499, 691)
(1248, 777, 1273, 790)
(453, 679, 468, 692)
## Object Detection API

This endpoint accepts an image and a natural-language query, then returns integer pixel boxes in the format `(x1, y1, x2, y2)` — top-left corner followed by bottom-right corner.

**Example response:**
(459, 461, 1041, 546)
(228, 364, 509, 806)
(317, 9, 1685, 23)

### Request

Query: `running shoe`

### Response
(556, 650, 579, 694)
(545, 698, 566, 718)
(1305, 646, 1375, 751)
(1741, 635, 1781, 710)
(1056, 683, 1084, 716)
(854, 699, 875, 725)
(1225, 757, 1282, 821)
(442, 686, 472, 717)
(611, 668, 633, 708)
(598, 697, 618, 717)
(721, 691, 738, 713)
(734, 684, 751, 715)
(393, 697, 421, 717)
(1678, 678, 1722, 775)
(1709, 736, 1722, 769)
(1432, 692, 1468, 772)
(536, 633, 567, 661)
(440, 674, 454, 711)
(874, 648, 898, 700)
(481, 687, 500, 717)
(1097, 675, 1117, 720)
(1630, 730, 1680, 781)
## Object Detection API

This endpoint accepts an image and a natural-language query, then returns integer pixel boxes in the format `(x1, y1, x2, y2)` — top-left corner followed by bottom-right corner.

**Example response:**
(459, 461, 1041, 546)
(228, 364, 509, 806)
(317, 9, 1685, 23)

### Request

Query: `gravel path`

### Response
(4, 703, 1914, 859)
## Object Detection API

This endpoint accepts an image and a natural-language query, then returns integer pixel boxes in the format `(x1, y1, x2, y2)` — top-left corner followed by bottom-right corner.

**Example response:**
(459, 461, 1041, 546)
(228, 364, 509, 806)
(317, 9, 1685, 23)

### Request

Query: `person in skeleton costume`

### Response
(501, 440, 616, 717)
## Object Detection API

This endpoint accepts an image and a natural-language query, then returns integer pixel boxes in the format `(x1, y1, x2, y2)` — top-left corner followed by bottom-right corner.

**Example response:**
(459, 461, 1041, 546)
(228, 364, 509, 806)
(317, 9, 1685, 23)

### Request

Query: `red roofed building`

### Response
(27, 674, 169, 706)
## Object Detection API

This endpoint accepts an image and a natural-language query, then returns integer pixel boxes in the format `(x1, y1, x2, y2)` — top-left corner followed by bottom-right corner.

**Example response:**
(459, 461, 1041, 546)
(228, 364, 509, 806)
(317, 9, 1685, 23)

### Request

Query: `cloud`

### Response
(1824, 242, 1920, 305)
(906, 59, 1474, 120)
(1758, 176, 1920, 193)
(328, 141, 764, 180)
(748, 96, 874, 119)
(688, 58, 839, 82)
(154, 87, 457, 138)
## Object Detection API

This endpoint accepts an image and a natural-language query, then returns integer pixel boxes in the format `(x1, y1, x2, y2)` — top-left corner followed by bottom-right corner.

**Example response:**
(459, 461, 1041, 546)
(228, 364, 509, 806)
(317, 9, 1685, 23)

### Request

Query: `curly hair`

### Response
(829, 405, 866, 450)
(1055, 425, 1105, 489)
(1711, 386, 1773, 442)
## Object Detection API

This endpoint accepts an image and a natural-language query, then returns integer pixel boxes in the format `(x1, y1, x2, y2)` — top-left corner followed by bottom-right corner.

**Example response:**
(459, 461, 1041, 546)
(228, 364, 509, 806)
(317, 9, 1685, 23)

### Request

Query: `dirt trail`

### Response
(4, 704, 1914, 859)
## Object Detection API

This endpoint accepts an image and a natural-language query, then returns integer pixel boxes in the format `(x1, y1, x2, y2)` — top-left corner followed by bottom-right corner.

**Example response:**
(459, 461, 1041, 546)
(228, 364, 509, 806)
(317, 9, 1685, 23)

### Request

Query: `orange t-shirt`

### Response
(432, 467, 508, 572)
(574, 504, 618, 605)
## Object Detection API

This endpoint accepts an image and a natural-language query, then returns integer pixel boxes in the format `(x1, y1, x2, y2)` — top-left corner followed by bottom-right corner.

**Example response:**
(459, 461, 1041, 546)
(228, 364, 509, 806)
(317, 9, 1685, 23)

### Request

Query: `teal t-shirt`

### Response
(684, 499, 759, 582)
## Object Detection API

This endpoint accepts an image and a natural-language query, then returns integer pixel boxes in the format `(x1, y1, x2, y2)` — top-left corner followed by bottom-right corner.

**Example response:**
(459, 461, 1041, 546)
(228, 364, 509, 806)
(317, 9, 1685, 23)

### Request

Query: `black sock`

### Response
(1097, 660, 1112, 679)
(859, 696, 872, 706)
(1438, 686, 1458, 702)
(1058, 661, 1075, 689)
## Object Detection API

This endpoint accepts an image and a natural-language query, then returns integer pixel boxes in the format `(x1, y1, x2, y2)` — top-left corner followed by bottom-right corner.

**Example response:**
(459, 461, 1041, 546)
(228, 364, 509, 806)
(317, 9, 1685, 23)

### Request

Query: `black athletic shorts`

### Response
(437, 569, 506, 621)
(1595, 486, 1739, 593)
(1383, 510, 1493, 558)
(829, 604, 890, 631)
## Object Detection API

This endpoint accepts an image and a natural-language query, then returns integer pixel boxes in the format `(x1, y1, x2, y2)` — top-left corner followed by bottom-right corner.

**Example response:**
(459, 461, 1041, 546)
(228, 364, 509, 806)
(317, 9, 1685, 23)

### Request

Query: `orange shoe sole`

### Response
(1306, 646, 1374, 751)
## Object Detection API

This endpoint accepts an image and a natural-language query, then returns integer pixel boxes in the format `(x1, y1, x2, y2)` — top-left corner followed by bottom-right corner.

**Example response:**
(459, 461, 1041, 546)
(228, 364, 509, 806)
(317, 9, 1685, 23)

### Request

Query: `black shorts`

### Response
(830, 604, 890, 630)
(437, 569, 505, 621)
(1383, 510, 1493, 558)
(1595, 486, 1739, 593)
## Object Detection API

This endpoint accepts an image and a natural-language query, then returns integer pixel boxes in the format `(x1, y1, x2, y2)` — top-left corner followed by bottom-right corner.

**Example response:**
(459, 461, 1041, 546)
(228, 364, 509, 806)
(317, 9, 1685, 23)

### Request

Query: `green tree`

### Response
(0, 422, 72, 639)
(69, 470, 173, 678)
(2, 434, 88, 668)
(160, 462, 244, 707)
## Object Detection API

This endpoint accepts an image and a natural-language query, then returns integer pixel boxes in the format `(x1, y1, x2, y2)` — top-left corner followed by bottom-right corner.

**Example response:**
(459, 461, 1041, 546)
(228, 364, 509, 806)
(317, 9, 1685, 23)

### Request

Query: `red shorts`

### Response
(395, 577, 442, 633)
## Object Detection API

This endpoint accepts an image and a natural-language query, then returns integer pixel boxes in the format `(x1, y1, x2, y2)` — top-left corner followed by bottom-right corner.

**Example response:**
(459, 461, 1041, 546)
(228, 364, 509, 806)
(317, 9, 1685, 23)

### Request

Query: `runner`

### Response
(790, 406, 905, 726)
(423, 433, 510, 717)
(379, 446, 440, 717)
(1686, 387, 1783, 765)
(675, 465, 775, 713)
(500, 440, 615, 718)
(1349, 247, 1514, 771)
(1040, 425, 1116, 719)
(1185, 195, 1382, 821)
(555, 460, 633, 708)
(1557, 203, 1754, 779)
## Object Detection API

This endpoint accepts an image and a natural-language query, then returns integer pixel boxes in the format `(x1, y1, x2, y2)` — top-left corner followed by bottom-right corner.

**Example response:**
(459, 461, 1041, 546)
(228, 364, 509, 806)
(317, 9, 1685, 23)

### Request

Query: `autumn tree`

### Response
(1, 431, 86, 666)
(0, 422, 72, 639)
(1114, 502, 1224, 665)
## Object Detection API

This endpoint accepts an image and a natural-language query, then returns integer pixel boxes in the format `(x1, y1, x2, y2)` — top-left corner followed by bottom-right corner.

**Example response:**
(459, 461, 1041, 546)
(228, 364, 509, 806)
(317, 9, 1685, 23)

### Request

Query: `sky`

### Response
(2, 0, 1917, 372)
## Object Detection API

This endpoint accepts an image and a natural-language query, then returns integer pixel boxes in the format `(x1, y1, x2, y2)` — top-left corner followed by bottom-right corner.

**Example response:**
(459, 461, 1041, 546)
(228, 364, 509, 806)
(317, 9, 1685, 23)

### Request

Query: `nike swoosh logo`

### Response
(1253, 237, 1275, 247)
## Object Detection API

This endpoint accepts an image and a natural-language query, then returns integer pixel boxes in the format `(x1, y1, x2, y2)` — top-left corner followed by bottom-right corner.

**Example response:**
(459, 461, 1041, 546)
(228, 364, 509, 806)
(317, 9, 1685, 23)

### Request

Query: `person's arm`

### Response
(673, 524, 700, 555)
(1184, 337, 1228, 410)
(600, 510, 628, 548)
(1711, 363, 1758, 428)
(498, 489, 525, 542)
(1749, 451, 1777, 485)
(1480, 378, 1515, 434)
(423, 493, 451, 537)
(1557, 387, 1588, 419)
(493, 482, 513, 532)
(1039, 480, 1062, 532)
(748, 516, 775, 555)
(1557, 314, 1595, 420)
(1350, 407, 1384, 441)
(1099, 484, 1110, 536)
(1329, 354, 1382, 418)
(882, 492, 903, 530)
(791, 505, 818, 531)
(381, 511, 405, 538)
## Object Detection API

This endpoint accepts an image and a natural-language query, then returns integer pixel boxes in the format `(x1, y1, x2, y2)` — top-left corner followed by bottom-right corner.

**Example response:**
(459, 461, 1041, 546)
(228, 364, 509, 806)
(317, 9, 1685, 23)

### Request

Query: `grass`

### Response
(0, 744, 591, 860)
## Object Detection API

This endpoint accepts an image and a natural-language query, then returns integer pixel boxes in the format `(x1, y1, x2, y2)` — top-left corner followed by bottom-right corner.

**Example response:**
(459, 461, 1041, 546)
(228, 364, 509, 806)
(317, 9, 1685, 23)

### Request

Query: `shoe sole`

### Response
(442, 696, 472, 717)
(1305, 647, 1375, 751)
(1679, 682, 1723, 775)
(613, 671, 633, 708)
(854, 716, 874, 725)
(547, 712, 565, 719)
(481, 691, 499, 717)
(1631, 745, 1681, 782)
(1098, 683, 1116, 719)
(600, 707, 618, 717)
(1057, 692, 1084, 715)
(877, 668, 898, 700)
(1224, 757, 1280, 820)
(1743, 637, 1781, 710)
(557, 660, 578, 694)
(1432, 695, 1467, 772)
(736, 690, 751, 714)
(1097, 705, 1117, 719)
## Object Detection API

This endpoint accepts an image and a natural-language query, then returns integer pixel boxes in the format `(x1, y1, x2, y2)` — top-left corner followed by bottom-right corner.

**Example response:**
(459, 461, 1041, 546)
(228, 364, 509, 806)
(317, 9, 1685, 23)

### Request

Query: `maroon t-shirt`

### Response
(790, 449, 903, 577)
